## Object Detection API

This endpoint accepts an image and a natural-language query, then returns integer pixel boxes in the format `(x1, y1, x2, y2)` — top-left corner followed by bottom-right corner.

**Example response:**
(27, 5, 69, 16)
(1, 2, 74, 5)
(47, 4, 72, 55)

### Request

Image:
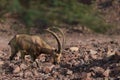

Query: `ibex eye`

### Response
(55, 49, 57, 52)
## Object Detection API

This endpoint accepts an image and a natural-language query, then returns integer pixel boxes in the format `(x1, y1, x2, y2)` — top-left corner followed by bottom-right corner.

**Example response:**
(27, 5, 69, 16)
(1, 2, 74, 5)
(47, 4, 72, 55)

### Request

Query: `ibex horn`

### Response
(50, 27, 65, 51)
(46, 28, 62, 54)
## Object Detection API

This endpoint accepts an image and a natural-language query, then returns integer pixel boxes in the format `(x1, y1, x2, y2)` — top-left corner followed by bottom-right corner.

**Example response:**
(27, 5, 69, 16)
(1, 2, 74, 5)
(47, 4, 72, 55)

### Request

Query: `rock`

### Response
(13, 65, 21, 73)
(90, 49, 97, 55)
(71, 60, 79, 66)
(90, 54, 98, 60)
(19, 71, 24, 77)
(41, 63, 54, 74)
(2, 62, 14, 74)
(20, 63, 28, 70)
(90, 66, 105, 75)
(32, 68, 39, 76)
(38, 54, 46, 62)
(103, 68, 110, 77)
(69, 47, 79, 52)
(106, 48, 116, 57)
(52, 71, 59, 78)
(115, 51, 120, 56)
(25, 55, 31, 62)
(24, 70, 33, 78)
(32, 61, 39, 67)
(43, 67, 52, 74)
(74, 52, 80, 57)
(81, 72, 92, 80)
(57, 75, 65, 80)
(111, 67, 120, 77)
(81, 72, 87, 79)
(84, 54, 90, 62)
(86, 73, 92, 80)
(45, 76, 55, 80)
(0, 61, 4, 65)
(0, 51, 4, 57)
(66, 69, 73, 75)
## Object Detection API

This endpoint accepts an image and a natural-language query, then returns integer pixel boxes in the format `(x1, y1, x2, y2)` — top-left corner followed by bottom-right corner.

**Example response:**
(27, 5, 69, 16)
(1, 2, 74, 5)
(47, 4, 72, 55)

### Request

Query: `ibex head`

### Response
(46, 28, 62, 64)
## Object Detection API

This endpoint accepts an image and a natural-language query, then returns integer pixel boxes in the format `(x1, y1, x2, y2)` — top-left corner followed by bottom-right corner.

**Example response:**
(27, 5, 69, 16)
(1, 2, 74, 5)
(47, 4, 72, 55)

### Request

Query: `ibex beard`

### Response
(8, 29, 62, 64)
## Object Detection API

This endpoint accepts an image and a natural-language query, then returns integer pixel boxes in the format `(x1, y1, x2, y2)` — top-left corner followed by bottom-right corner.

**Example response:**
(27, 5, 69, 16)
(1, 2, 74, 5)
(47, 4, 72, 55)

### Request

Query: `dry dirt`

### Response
(0, 27, 120, 80)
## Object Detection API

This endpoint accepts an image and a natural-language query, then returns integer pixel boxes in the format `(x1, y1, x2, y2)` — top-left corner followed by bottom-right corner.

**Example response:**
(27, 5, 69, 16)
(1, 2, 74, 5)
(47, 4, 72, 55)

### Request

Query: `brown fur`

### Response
(8, 29, 62, 64)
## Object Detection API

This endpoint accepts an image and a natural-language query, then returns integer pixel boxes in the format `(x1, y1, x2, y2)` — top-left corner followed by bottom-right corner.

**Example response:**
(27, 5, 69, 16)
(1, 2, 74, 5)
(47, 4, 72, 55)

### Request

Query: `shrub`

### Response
(0, 0, 112, 33)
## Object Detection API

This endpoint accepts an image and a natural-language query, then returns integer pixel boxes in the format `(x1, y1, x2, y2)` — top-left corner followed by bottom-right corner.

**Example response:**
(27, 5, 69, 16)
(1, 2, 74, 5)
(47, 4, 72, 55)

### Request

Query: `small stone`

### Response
(41, 63, 54, 74)
(90, 49, 97, 55)
(69, 47, 79, 52)
(103, 69, 110, 77)
(38, 54, 46, 62)
(106, 49, 115, 57)
(32, 68, 39, 76)
(81, 72, 87, 79)
(84, 55, 90, 62)
(32, 61, 39, 67)
(81, 72, 92, 80)
(13, 65, 21, 73)
(25, 55, 31, 62)
(0, 61, 4, 65)
(19, 71, 24, 77)
(66, 69, 73, 75)
(0, 51, 4, 57)
(90, 66, 105, 74)
(115, 51, 120, 56)
(86, 72, 92, 79)
(45, 76, 55, 80)
(90, 54, 98, 60)
(20, 63, 27, 70)
(24, 70, 33, 78)
(52, 72, 59, 78)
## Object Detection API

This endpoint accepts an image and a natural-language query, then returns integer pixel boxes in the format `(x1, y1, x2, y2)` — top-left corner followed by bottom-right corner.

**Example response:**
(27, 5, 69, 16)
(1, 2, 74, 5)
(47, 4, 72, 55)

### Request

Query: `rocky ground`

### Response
(0, 29, 120, 80)
(0, 0, 120, 79)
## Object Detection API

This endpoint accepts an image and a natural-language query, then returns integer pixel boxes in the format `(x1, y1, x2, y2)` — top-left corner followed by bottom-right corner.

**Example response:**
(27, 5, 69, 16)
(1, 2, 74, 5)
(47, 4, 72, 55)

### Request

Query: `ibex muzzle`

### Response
(8, 28, 64, 64)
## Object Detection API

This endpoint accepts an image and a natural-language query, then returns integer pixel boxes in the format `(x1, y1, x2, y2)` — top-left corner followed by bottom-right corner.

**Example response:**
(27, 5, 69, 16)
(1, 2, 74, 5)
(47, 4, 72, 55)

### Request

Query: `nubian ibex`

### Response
(8, 27, 64, 64)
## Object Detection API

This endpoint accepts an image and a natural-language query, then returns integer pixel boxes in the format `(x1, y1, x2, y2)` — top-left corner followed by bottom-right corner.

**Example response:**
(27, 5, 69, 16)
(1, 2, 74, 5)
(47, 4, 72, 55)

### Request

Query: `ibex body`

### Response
(8, 28, 63, 64)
